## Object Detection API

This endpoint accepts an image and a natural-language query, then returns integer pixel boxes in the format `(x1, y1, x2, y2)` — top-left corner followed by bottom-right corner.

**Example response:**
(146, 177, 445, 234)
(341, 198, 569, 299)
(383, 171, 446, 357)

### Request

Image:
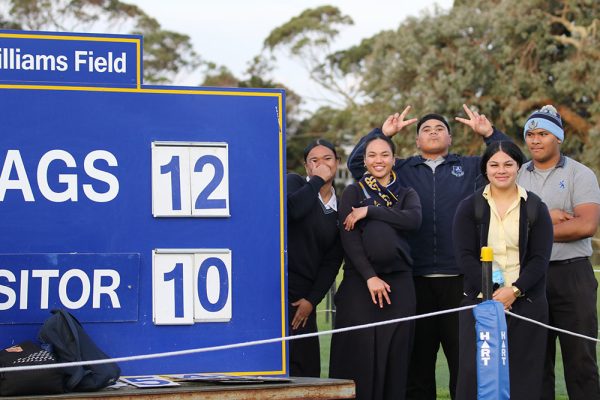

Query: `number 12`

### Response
(152, 143, 230, 217)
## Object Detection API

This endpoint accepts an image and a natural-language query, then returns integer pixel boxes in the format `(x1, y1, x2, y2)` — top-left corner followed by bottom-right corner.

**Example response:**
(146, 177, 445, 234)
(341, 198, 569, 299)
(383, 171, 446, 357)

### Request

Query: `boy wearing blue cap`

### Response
(518, 105, 600, 400)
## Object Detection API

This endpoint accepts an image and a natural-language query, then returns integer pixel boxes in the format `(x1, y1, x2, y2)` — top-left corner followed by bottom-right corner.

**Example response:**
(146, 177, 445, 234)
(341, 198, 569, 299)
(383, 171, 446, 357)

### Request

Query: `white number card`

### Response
(152, 249, 232, 325)
(151, 142, 229, 217)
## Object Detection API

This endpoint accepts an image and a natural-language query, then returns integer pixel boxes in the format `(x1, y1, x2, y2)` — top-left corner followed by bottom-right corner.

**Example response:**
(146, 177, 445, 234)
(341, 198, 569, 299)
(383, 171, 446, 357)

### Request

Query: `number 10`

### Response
(152, 250, 232, 325)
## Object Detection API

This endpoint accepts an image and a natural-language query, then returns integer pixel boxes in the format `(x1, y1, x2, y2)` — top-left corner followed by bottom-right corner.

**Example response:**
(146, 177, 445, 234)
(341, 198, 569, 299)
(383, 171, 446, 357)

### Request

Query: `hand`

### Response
(549, 208, 574, 225)
(492, 287, 517, 310)
(311, 163, 334, 182)
(381, 105, 418, 137)
(455, 104, 493, 137)
(367, 276, 391, 308)
(343, 206, 368, 231)
(291, 298, 314, 331)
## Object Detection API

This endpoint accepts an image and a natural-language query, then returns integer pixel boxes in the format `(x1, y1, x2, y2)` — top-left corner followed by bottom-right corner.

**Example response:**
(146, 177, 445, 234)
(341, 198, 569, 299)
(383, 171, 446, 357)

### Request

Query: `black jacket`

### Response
(339, 183, 422, 280)
(452, 190, 553, 299)
(287, 173, 343, 306)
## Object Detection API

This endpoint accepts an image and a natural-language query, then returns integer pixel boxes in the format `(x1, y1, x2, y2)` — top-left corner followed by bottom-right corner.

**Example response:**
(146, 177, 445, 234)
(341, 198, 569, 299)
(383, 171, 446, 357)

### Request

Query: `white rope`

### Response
(505, 310, 600, 343)
(0, 305, 476, 373)
(3, 303, 600, 374)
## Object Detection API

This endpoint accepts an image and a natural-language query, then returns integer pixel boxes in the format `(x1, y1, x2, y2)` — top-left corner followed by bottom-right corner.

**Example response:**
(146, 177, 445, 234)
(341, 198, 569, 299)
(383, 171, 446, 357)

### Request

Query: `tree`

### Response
(201, 55, 304, 153)
(0, 0, 201, 83)
(281, 0, 599, 192)
(201, 64, 240, 88)
(321, 0, 600, 173)
(263, 6, 358, 109)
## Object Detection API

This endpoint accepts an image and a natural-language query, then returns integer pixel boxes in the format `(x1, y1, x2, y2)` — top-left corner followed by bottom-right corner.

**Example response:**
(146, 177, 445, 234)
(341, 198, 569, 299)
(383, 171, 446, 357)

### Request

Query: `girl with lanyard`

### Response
(329, 133, 422, 400)
(287, 139, 343, 377)
(452, 141, 553, 399)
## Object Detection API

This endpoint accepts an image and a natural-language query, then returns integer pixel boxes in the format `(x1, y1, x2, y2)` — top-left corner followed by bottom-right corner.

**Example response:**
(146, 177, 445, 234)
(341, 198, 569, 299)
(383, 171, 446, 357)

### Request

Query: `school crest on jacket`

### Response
(452, 165, 465, 177)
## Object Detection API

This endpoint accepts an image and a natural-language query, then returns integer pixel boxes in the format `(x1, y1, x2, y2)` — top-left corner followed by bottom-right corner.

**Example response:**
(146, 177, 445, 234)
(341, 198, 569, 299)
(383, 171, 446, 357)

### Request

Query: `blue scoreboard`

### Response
(0, 30, 287, 376)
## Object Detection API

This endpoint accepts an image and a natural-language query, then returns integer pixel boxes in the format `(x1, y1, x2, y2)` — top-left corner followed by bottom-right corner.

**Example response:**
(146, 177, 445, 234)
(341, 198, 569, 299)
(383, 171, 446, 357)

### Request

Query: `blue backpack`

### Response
(38, 309, 121, 392)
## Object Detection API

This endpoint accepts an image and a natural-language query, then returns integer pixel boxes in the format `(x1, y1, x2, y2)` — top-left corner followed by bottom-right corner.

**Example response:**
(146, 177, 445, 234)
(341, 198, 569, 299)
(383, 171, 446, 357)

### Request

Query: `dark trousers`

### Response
(456, 294, 548, 400)
(406, 275, 463, 400)
(330, 271, 415, 400)
(542, 258, 600, 400)
(288, 304, 320, 377)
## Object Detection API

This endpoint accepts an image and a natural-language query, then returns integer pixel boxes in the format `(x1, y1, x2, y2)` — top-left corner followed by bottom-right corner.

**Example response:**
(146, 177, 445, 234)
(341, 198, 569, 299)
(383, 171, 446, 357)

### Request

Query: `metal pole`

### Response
(481, 246, 494, 300)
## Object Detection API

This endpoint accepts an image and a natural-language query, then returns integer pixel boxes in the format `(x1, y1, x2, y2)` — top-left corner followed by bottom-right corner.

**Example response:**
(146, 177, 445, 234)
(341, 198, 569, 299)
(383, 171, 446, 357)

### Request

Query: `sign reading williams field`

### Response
(0, 30, 287, 376)
(0, 31, 140, 87)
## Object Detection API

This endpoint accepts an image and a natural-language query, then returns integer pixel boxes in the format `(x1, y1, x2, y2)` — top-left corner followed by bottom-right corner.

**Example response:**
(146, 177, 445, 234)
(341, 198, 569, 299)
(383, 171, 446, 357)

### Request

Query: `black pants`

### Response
(456, 294, 548, 400)
(288, 304, 320, 377)
(406, 275, 463, 400)
(330, 270, 415, 400)
(542, 258, 600, 400)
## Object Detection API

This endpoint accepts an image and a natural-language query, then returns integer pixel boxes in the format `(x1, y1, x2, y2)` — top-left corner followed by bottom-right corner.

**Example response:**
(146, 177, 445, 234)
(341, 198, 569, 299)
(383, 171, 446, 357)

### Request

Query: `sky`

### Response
(126, 1, 454, 108)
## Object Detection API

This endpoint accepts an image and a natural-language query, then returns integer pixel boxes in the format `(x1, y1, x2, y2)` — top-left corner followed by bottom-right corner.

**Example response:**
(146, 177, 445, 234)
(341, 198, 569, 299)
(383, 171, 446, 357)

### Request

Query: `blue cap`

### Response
(523, 105, 564, 142)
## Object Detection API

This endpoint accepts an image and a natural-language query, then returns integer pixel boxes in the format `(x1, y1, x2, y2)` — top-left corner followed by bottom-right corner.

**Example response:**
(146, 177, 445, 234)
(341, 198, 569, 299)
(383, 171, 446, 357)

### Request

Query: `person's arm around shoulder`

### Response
(347, 131, 378, 180)
(347, 106, 417, 180)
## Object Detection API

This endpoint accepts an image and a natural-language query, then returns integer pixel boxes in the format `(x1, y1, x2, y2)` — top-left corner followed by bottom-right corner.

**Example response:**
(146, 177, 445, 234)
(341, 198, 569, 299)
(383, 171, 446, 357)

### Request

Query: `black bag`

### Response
(0, 340, 65, 396)
(38, 309, 121, 392)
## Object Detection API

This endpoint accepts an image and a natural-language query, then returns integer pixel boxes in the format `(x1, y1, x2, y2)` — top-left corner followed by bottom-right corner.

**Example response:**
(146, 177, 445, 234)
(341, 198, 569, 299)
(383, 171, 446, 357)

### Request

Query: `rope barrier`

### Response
(0, 305, 476, 373)
(505, 310, 600, 343)
(3, 303, 600, 374)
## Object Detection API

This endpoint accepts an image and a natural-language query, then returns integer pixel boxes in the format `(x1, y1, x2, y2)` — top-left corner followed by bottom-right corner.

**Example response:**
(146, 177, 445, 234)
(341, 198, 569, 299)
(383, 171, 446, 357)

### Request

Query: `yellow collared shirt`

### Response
(483, 184, 528, 287)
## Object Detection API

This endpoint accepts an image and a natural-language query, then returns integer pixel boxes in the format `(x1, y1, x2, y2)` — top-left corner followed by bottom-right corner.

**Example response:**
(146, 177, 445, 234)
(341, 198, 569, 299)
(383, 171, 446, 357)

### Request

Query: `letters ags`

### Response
(0, 149, 119, 202)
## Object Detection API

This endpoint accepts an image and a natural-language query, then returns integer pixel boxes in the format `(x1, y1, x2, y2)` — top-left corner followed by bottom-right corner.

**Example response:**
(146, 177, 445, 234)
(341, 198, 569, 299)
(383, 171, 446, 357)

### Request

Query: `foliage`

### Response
(263, 6, 358, 108)
(353, 0, 600, 173)
(0, 0, 201, 83)
(281, 0, 599, 176)
(202, 56, 303, 151)
(201, 64, 240, 88)
(287, 106, 352, 174)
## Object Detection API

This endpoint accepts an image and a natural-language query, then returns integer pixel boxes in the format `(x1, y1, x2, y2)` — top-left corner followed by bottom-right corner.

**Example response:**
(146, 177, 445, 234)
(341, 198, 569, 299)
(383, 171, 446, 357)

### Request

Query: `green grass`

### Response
(315, 271, 600, 400)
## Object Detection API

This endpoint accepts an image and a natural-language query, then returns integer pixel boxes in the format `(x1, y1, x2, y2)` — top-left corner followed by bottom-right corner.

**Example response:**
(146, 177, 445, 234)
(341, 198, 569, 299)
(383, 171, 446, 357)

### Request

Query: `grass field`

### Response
(314, 271, 600, 399)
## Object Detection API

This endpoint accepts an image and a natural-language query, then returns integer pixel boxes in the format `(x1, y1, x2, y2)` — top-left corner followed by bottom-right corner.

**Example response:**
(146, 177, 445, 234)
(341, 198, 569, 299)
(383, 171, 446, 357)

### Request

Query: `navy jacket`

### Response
(347, 127, 510, 276)
(452, 191, 552, 299)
